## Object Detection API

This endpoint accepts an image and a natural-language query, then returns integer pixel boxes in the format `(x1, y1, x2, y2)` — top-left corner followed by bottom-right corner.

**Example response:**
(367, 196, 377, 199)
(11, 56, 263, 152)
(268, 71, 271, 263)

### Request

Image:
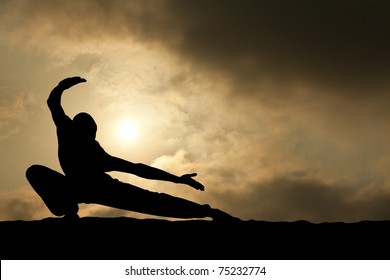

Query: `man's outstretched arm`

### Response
(105, 156, 205, 191)
(47, 77, 86, 126)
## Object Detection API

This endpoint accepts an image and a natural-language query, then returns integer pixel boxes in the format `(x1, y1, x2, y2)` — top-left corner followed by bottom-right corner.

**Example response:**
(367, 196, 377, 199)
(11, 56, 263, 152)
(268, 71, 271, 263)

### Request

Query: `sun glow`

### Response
(117, 121, 139, 142)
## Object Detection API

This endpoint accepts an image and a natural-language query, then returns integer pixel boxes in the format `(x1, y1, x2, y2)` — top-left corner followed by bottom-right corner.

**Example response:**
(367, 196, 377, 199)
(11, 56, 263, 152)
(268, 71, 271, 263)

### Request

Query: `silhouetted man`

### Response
(26, 77, 237, 221)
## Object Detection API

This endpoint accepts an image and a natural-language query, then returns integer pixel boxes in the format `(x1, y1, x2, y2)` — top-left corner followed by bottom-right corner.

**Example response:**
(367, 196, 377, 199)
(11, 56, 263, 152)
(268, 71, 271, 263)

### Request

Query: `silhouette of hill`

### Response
(1, 217, 389, 260)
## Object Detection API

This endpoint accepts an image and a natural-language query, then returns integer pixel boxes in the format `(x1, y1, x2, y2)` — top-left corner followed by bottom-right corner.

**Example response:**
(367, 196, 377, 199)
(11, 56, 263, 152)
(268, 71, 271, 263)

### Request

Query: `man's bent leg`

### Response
(26, 165, 78, 217)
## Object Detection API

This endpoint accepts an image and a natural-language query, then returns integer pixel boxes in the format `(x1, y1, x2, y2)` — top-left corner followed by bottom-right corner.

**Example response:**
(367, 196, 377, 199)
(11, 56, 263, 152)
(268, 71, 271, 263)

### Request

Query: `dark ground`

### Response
(1, 217, 389, 260)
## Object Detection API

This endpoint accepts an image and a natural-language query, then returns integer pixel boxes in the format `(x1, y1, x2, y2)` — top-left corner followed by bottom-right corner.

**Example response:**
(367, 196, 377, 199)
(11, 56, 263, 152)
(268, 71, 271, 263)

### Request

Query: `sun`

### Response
(116, 121, 139, 142)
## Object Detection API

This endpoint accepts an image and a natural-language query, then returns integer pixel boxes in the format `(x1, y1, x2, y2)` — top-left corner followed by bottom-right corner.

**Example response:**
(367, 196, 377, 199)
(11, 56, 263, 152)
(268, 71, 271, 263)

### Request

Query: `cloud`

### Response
(0, 187, 50, 221)
(3, 0, 390, 96)
(4, 0, 389, 142)
(0, 0, 165, 53)
(162, 0, 390, 94)
(1, 0, 390, 222)
(0, 86, 36, 139)
(208, 177, 390, 222)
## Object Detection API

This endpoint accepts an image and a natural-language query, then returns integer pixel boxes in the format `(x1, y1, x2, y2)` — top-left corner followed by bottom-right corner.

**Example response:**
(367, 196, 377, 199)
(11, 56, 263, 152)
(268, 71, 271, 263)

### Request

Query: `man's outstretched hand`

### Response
(179, 173, 205, 191)
(58, 76, 87, 90)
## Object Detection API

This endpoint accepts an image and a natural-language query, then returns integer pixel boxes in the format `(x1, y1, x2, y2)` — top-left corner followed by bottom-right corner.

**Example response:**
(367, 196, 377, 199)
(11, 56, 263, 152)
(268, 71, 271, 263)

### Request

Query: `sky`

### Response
(1, 0, 390, 222)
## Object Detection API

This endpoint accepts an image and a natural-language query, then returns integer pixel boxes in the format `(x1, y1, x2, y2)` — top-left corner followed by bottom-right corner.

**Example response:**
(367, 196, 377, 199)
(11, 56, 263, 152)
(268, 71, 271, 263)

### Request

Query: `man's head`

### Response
(73, 112, 97, 140)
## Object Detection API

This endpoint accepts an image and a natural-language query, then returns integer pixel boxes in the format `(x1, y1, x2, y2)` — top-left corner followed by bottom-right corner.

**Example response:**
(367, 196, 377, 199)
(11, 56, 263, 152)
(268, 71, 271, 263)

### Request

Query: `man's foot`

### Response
(210, 208, 242, 223)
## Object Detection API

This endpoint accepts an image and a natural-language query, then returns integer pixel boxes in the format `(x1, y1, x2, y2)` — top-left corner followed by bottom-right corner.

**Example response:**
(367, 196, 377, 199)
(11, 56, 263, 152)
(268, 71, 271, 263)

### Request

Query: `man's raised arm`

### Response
(47, 77, 86, 126)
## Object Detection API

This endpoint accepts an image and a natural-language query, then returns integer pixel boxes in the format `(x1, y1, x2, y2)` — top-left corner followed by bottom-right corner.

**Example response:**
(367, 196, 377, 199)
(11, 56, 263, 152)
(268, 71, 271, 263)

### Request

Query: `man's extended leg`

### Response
(79, 177, 215, 219)
(26, 165, 79, 218)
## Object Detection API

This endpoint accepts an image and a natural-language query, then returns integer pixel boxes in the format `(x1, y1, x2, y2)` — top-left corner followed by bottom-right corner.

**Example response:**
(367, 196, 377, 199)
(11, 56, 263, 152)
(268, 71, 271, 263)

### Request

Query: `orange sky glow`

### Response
(1, 0, 390, 222)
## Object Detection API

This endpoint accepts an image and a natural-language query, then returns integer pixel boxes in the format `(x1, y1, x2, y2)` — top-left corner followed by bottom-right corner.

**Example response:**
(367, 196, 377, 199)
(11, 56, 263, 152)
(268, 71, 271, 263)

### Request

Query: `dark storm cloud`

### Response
(163, 0, 390, 95)
(0, 0, 175, 54)
(4, 0, 390, 94)
(211, 177, 390, 222)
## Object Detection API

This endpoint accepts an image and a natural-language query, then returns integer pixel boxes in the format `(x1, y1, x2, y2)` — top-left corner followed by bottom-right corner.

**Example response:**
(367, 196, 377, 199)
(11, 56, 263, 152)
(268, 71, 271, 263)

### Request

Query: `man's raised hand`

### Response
(179, 173, 205, 191)
(58, 76, 87, 90)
